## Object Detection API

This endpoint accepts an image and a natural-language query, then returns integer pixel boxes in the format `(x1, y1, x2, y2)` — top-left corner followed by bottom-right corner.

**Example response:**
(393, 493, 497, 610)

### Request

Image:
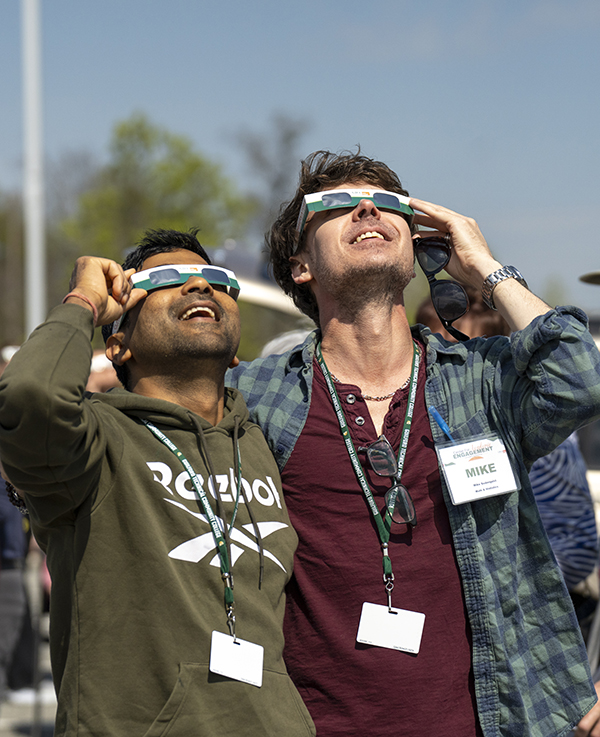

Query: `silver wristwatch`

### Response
(481, 266, 528, 310)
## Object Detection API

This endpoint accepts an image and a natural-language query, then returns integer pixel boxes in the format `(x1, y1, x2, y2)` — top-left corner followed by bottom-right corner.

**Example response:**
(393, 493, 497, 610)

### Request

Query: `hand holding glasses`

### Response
(414, 236, 470, 343)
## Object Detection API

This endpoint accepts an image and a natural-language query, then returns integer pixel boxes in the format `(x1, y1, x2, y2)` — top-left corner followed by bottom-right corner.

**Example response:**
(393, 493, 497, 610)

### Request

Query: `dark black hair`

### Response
(101, 228, 211, 389)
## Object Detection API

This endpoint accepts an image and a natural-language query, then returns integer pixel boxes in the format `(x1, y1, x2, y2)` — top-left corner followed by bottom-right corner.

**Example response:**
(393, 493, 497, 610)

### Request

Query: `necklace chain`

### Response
(330, 373, 410, 401)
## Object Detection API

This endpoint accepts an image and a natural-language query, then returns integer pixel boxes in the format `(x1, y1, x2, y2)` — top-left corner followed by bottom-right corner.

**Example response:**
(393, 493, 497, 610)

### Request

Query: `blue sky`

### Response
(1, 0, 599, 311)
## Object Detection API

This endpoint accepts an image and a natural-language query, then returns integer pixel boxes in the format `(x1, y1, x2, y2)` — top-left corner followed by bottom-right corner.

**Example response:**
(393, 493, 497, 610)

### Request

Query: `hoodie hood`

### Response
(88, 385, 250, 434)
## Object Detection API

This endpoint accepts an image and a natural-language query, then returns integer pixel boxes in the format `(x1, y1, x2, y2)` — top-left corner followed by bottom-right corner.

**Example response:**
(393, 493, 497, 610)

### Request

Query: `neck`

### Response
(319, 302, 415, 392)
(130, 372, 226, 426)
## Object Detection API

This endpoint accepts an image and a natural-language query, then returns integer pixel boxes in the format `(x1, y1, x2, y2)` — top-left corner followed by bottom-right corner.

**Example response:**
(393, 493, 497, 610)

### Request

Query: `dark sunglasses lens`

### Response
(385, 484, 416, 525)
(367, 441, 397, 477)
(148, 268, 181, 286)
(431, 281, 468, 321)
(416, 244, 449, 274)
(321, 192, 353, 208)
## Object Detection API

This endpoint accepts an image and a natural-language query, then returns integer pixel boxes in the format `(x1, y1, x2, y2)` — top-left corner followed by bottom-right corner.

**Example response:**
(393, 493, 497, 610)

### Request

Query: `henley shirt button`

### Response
(355, 416, 365, 426)
(346, 394, 356, 404)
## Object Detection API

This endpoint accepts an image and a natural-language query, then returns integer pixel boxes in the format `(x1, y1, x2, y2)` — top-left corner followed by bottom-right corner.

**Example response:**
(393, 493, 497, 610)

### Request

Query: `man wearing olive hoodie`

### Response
(0, 229, 315, 737)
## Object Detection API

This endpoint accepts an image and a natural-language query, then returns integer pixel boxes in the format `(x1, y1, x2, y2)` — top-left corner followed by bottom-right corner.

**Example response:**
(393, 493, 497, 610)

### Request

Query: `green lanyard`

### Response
(142, 419, 242, 637)
(315, 342, 420, 608)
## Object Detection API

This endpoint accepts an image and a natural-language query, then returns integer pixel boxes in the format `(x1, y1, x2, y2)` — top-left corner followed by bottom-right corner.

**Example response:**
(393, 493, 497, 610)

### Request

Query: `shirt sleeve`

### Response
(505, 306, 600, 466)
(0, 303, 105, 515)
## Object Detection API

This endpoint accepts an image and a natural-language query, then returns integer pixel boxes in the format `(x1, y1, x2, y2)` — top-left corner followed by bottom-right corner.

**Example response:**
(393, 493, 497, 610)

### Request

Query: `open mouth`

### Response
(179, 305, 218, 321)
(352, 231, 386, 245)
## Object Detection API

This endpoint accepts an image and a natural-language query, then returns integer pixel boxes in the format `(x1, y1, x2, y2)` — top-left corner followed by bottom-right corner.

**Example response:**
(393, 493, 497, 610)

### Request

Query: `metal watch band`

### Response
(481, 266, 528, 310)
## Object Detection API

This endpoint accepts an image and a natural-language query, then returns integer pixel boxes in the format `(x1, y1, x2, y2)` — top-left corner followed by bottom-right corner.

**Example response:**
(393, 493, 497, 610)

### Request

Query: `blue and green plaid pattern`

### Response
(227, 306, 600, 736)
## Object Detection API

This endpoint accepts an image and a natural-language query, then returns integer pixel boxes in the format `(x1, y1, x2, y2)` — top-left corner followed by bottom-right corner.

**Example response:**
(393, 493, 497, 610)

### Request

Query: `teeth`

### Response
(181, 306, 216, 321)
(354, 231, 384, 244)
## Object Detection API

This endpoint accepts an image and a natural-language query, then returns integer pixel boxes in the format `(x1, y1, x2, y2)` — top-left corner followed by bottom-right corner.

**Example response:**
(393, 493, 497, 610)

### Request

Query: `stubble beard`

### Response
(135, 316, 240, 381)
(318, 259, 414, 321)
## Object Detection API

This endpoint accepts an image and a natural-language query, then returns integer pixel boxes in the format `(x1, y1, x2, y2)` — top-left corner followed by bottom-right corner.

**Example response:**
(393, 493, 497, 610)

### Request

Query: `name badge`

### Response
(356, 602, 425, 653)
(209, 630, 264, 687)
(436, 434, 520, 505)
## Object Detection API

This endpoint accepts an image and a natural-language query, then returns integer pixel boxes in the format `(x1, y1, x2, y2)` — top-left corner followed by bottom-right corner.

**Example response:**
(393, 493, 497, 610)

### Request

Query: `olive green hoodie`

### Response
(0, 304, 315, 737)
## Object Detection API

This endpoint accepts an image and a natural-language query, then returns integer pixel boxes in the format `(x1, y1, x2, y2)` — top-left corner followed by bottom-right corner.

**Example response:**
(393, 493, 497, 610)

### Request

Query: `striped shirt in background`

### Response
(530, 433, 599, 591)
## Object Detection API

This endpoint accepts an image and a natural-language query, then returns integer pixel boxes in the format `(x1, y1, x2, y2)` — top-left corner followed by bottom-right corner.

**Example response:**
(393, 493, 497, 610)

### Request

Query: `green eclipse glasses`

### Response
(130, 263, 240, 299)
(112, 264, 240, 333)
(296, 188, 415, 241)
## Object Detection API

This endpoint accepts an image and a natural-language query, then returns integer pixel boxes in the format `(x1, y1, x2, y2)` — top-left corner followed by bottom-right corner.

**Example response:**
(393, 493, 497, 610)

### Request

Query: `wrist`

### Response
(469, 257, 503, 286)
(481, 266, 528, 310)
(62, 291, 99, 326)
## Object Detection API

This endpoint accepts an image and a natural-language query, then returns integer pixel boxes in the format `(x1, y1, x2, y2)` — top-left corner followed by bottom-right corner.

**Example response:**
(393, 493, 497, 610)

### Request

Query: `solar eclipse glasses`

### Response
(112, 264, 240, 333)
(130, 264, 240, 300)
(296, 188, 415, 241)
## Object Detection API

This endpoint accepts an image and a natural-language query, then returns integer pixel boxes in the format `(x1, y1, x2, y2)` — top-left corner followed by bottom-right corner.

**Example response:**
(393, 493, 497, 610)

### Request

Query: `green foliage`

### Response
(60, 113, 256, 262)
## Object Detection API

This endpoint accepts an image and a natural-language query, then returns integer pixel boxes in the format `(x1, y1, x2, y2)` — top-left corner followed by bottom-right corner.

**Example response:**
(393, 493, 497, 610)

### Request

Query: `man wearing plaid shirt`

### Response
(228, 150, 600, 736)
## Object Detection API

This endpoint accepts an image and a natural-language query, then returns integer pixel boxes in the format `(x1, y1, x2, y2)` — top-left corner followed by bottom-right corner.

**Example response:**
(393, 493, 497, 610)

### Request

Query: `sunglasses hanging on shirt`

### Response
(414, 236, 470, 343)
(361, 435, 417, 526)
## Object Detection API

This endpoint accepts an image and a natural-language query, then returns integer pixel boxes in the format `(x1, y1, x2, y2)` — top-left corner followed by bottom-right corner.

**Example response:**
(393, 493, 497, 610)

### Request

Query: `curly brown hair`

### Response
(267, 150, 411, 325)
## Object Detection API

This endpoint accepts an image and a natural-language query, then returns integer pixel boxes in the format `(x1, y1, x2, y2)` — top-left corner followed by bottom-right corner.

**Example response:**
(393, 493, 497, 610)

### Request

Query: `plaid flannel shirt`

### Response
(227, 306, 600, 736)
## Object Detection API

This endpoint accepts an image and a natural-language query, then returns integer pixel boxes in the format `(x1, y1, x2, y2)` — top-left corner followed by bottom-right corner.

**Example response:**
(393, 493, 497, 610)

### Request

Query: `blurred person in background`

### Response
(0, 357, 30, 706)
(572, 268, 600, 737)
(0, 476, 28, 704)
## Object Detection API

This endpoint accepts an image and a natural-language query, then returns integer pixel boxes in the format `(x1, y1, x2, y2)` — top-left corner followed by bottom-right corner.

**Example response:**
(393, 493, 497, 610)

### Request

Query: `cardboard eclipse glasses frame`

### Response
(296, 188, 414, 240)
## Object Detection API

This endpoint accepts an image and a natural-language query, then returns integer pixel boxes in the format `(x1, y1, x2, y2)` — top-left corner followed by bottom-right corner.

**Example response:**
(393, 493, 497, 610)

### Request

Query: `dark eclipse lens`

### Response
(373, 192, 401, 210)
(200, 268, 229, 286)
(148, 268, 181, 285)
(321, 192, 353, 208)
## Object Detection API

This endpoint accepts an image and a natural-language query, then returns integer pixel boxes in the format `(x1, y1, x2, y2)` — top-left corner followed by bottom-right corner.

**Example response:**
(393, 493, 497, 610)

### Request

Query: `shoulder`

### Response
(227, 330, 318, 391)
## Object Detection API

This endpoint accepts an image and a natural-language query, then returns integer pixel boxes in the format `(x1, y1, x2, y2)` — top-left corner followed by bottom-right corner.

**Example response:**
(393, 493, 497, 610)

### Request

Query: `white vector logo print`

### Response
(147, 462, 289, 573)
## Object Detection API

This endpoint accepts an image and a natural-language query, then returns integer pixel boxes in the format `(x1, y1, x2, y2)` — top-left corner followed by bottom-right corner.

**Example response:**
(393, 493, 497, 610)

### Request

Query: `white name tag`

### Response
(436, 435, 519, 505)
(356, 602, 425, 653)
(209, 631, 264, 687)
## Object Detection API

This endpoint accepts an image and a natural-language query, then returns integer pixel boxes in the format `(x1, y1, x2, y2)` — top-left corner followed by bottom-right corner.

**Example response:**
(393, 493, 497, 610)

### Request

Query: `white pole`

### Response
(22, 0, 46, 337)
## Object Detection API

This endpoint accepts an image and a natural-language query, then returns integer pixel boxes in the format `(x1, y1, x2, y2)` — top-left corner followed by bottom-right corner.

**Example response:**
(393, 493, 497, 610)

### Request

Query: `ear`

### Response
(289, 253, 313, 285)
(106, 333, 132, 367)
(229, 355, 240, 369)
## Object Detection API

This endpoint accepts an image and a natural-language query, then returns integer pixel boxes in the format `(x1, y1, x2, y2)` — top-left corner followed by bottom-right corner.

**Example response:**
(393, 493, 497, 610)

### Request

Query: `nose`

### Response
(181, 275, 214, 296)
(353, 198, 381, 221)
